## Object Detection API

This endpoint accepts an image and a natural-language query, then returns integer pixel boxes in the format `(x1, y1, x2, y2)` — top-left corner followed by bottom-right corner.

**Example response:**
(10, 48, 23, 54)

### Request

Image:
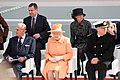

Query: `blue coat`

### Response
(3, 34, 36, 60)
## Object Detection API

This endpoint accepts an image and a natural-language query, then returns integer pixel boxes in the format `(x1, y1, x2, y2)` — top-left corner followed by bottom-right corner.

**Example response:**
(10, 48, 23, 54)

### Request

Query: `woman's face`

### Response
(51, 31, 62, 40)
(107, 23, 116, 32)
(75, 15, 84, 22)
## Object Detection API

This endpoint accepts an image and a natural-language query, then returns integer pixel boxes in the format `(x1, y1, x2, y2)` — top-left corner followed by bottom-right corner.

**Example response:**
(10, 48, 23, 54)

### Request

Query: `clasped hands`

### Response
(91, 57, 100, 64)
(49, 56, 63, 62)
(6, 56, 26, 63)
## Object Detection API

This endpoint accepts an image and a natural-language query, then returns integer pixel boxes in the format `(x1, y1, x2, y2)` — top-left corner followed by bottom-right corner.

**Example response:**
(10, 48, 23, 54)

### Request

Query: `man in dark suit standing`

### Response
(3, 23, 36, 80)
(85, 21, 116, 80)
(0, 14, 9, 50)
(23, 3, 51, 76)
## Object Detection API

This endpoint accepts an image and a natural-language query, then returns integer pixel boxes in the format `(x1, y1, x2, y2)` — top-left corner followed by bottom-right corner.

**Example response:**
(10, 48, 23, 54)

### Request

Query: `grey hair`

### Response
(16, 23, 26, 30)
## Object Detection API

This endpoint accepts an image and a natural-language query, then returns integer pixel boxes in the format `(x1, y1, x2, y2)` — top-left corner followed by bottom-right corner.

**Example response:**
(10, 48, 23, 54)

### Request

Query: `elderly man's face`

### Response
(96, 27, 107, 36)
(16, 27, 25, 37)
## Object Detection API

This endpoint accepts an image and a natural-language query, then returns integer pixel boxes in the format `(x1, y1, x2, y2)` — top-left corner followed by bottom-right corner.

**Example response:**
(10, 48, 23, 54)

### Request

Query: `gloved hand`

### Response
(6, 56, 13, 63)
(49, 57, 57, 62)
(55, 56, 63, 61)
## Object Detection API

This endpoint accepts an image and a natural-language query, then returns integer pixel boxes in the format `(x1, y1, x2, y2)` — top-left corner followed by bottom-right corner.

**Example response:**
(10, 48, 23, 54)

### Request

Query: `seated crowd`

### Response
(0, 2, 119, 80)
(0, 21, 117, 80)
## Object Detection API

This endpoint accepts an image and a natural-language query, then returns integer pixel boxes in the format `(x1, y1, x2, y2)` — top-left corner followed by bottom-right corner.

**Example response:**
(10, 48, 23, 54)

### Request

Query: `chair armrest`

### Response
(22, 58, 34, 73)
(82, 60, 88, 74)
(107, 59, 119, 75)
(40, 59, 46, 73)
(68, 48, 77, 73)
(41, 50, 45, 60)
(68, 57, 77, 73)
(0, 58, 4, 63)
(112, 59, 119, 69)
(40, 50, 46, 72)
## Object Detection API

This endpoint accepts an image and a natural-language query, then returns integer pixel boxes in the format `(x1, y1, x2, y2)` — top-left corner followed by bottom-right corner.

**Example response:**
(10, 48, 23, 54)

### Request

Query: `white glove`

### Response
(55, 56, 63, 61)
(49, 57, 57, 62)
(7, 56, 13, 63)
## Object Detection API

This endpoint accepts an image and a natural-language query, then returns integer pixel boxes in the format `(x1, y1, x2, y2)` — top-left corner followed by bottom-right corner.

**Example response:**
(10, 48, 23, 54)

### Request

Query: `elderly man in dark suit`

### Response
(0, 14, 9, 50)
(23, 3, 51, 76)
(85, 21, 116, 80)
(3, 23, 36, 80)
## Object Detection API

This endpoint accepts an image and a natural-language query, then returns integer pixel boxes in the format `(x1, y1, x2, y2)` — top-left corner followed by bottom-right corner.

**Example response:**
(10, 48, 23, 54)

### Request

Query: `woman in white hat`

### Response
(42, 24, 73, 80)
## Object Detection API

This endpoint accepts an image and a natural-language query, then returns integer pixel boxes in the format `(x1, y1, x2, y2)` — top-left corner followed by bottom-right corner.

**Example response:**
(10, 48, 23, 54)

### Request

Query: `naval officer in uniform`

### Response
(85, 21, 116, 80)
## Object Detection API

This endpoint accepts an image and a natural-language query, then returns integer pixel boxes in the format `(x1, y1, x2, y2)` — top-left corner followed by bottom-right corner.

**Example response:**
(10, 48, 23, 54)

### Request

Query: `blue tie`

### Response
(18, 37, 22, 52)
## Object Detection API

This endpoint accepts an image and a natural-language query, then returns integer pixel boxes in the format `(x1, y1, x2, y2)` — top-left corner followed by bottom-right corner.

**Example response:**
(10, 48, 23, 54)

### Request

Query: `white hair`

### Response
(16, 23, 26, 30)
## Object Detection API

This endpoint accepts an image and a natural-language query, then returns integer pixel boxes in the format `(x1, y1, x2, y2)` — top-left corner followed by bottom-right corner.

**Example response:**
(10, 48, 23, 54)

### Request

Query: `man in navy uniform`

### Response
(85, 21, 116, 80)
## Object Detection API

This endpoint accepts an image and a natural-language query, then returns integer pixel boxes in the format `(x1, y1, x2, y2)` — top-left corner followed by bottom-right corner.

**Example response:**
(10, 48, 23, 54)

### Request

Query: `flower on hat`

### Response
(48, 23, 65, 32)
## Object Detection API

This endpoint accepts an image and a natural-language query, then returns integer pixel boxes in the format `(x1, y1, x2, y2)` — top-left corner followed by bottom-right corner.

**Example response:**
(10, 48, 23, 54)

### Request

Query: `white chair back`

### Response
(68, 48, 77, 73)
(22, 58, 34, 73)
(40, 48, 78, 75)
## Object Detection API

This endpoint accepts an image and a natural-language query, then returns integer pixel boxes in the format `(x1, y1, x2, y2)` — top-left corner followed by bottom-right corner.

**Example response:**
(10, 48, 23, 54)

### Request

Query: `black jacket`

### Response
(86, 32, 115, 62)
(23, 14, 51, 49)
(70, 19, 92, 48)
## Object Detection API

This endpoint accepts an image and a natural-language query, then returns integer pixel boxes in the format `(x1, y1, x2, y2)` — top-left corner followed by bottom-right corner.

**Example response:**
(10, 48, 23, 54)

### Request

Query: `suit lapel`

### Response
(13, 36, 19, 53)
(34, 15, 39, 30)
(27, 17, 32, 31)
(18, 35, 28, 53)
(15, 36, 18, 47)
(22, 35, 28, 45)
(35, 14, 43, 29)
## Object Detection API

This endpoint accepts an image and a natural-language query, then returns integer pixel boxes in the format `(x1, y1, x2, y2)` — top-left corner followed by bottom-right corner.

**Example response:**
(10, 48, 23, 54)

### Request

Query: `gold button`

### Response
(94, 46, 96, 48)
(94, 54, 96, 56)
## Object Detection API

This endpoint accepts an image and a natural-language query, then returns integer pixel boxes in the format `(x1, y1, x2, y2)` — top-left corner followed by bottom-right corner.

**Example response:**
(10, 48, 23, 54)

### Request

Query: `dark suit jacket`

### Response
(86, 32, 115, 62)
(23, 14, 51, 49)
(70, 19, 92, 47)
(3, 34, 36, 62)
(0, 15, 9, 50)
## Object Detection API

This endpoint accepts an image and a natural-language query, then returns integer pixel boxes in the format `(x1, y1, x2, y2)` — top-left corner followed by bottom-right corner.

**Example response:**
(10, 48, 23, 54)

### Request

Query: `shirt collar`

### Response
(18, 34, 26, 43)
(18, 34, 25, 39)
(97, 34, 100, 37)
(22, 33, 26, 39)
(32, 14, 37, 20)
